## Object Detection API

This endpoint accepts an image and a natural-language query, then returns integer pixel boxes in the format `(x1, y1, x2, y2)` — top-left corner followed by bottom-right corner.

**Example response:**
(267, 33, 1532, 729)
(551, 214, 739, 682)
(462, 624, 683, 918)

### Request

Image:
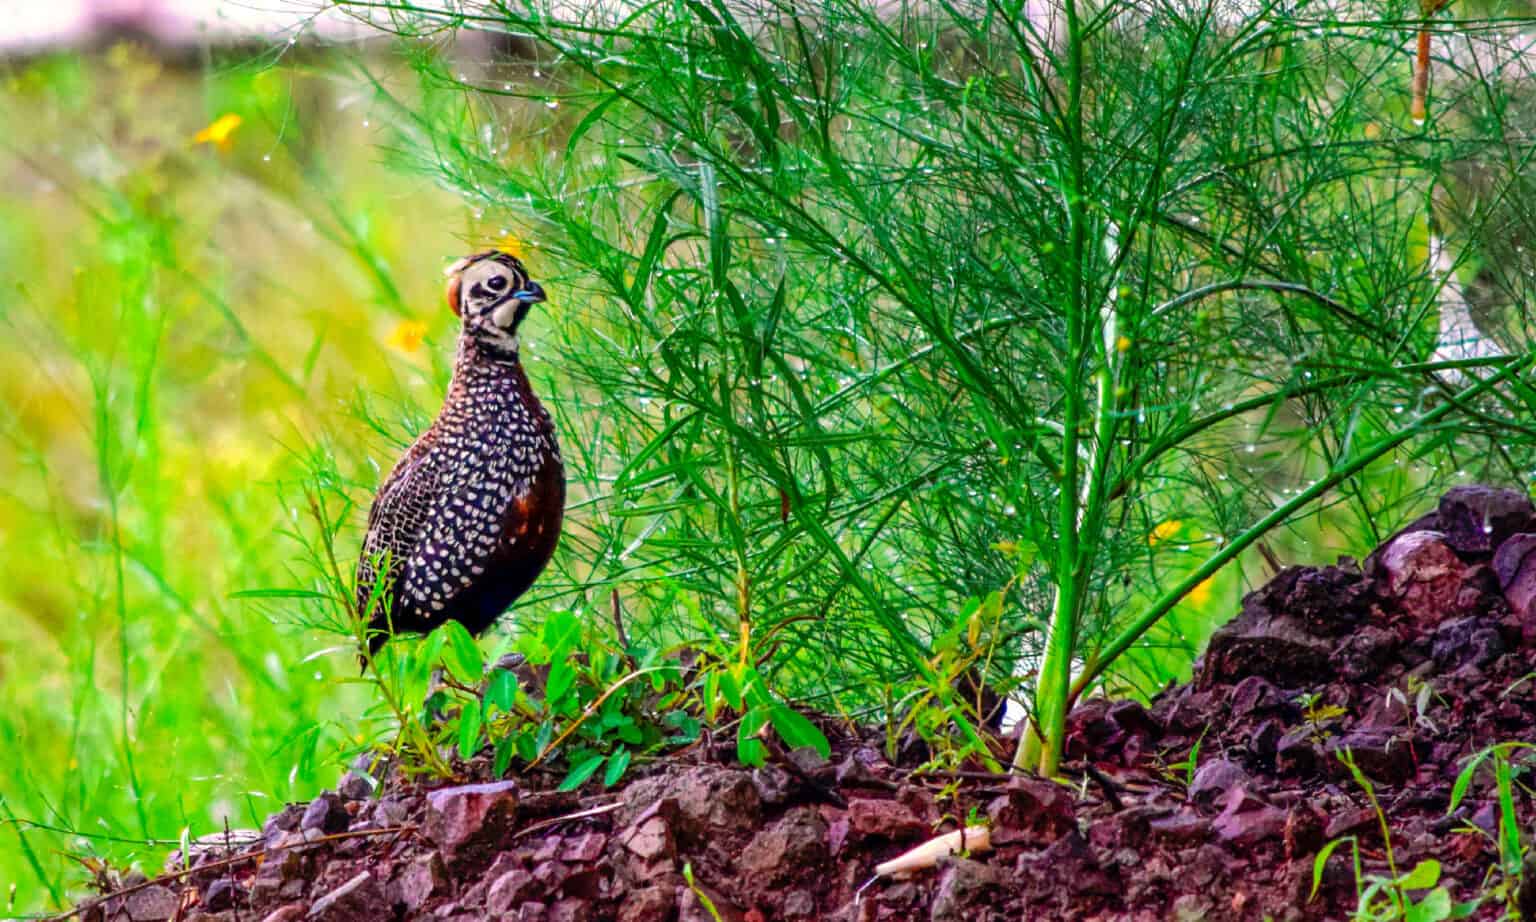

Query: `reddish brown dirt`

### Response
(72, 486, 1536, 922)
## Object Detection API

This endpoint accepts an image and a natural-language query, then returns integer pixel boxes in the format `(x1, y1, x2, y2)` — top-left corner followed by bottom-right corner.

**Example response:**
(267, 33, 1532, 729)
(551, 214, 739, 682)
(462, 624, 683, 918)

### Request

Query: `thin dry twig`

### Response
(510, 800, 625, 840)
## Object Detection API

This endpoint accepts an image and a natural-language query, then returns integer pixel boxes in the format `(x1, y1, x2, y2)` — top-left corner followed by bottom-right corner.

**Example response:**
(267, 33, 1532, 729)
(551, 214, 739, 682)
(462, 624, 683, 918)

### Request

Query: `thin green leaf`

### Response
(559, 753, 606, 792)
(603, 748, 632, 787)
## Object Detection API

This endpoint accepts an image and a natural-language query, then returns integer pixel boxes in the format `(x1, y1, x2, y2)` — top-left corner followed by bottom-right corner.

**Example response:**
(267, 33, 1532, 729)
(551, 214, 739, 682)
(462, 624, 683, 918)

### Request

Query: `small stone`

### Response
(301, 792, 350, 836)
(261, 804, 305, 847)
(1228, 676, 1281, 717)
(549, 899, 591, 922)
(787, 745, 830, 774)
(1249, 720, 1283, 759)
(1431, 616, 1505, 670)
(1212, 788, 1287, 848)
(617, 886, 676, 922)
(1275, 728, 1318, 775)
(423, 781, 520, 868)
(558, 831, 607, 864)
(395, 852, 449, 911)
(751, 765, 795, 805)
(1107, 698, 1157, 735)
(513, 903, 548, 922)
(373, 796, 413, 827)
(1324, 807, 1377, 840)
(671, 766, 762, 838)
(739, 807, 827, 892)
(486, 869, 538, 915)
(783, 889, 816, 919)
(622, 812, 675, 863)
(532, 860, 571, 893)
(1147, 810, 1210, 846)
(1378, 531, 1473, 626)
(308, 871, 386, 921)
(1333, 626, 1399, 681)
(929, 857, 1005, 922)
(678, 884, 747, 922)
(530, 836, 564, 862)
(123, 885, 179, 921)
(1495, 533, 1536, 617)
(1437, 486, 1535, 554)
(847, 798, 926, 840)
(1188, 758, 1250, 803)
(1326, 730, 1415, 784)
(1199, 591, 1336, 686)
(1022, 832, 1114, 897)
(985, 776, 1076, 846)
(202, 878, 240, 913)
(338, 771, 375, 801)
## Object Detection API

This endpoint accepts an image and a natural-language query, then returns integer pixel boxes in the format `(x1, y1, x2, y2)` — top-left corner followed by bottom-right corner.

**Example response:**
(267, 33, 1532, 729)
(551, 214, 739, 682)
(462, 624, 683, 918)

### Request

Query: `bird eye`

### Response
(486, 275, 509, 292)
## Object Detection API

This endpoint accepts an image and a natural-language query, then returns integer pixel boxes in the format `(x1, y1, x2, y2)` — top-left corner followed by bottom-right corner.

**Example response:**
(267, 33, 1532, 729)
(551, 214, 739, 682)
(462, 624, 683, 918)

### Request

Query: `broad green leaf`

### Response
(486, 669, 518, 714)
(493, 737, 514, 778)
(457, 703, 482, 759)
(559, 753, 605, 792)
(515, 731, 539, 763)
(737, 705, 769, 767)
(665, 710, 701, 744)
(769, 705, 830, 760)
(439, 621, 483, 685)
(603, 748, 632, 787)
(1396, 859, 1439, 890)
(703, 670, 721, 722)
(1405, 887, 1452, 922)
(457, 703, 483, 760)
(717, 668, 743, 711)
(547, 660, 576, 704)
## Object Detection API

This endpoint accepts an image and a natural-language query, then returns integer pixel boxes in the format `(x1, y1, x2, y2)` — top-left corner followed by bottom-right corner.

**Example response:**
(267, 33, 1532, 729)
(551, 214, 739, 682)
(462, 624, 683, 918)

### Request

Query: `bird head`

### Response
(444, 249, 547, 356)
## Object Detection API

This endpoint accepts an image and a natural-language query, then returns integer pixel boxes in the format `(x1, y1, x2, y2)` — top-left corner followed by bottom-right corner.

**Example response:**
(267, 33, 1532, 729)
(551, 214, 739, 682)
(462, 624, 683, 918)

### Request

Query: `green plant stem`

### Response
(1019, 0, 1092, 779)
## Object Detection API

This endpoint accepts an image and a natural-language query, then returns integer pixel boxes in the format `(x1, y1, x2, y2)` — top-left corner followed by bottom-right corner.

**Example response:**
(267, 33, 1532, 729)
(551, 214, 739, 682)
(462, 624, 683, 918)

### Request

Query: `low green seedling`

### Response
(1310, 750, 1480, 921)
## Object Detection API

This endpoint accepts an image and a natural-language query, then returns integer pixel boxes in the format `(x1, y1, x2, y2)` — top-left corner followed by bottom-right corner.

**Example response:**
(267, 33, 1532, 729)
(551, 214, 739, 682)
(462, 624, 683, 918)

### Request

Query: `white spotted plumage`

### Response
(355, 251, 564, 659)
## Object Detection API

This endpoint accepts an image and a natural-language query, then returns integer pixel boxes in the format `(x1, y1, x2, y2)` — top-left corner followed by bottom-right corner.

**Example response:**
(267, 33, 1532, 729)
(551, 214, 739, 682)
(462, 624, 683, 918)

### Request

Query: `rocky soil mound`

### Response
(72, 486, 1536, 921)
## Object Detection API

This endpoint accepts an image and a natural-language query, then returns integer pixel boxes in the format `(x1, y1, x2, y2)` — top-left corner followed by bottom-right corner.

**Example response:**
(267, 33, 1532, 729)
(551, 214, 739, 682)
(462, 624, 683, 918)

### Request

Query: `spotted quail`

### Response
(355, 249, 564, 661)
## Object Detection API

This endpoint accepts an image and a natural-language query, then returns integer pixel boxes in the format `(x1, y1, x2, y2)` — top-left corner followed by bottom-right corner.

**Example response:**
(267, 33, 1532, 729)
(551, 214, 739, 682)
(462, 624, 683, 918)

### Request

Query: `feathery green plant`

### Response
(339, 0, 1536, 774)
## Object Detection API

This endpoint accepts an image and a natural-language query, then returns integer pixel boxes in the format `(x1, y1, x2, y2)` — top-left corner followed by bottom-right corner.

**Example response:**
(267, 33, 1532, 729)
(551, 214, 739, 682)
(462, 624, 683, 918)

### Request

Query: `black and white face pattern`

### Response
(455, 254, 547, 356)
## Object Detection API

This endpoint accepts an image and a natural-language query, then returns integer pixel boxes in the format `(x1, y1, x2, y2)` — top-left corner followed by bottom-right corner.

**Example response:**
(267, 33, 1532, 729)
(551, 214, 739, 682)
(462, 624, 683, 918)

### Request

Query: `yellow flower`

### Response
(1115, 335, 1132, 353)
(193, 113, 243, 152)
(1147, 520, 1182, 546)
(386, 320, 429, 353)
(1187, 575, 1216, 607)
(496, 231, 525, 258)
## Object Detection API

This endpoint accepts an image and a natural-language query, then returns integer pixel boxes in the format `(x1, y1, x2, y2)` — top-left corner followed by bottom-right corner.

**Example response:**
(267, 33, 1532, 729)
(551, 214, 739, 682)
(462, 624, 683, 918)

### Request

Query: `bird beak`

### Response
(513, 281, 547, 305)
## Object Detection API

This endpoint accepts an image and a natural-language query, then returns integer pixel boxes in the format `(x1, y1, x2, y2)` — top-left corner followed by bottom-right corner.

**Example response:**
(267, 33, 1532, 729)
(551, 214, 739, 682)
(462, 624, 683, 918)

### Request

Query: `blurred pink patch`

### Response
(0, 0, 376, 52)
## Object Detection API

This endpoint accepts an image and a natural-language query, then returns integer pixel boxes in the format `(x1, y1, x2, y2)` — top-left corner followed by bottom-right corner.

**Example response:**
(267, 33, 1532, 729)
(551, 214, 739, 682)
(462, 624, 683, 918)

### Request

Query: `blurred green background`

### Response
(0, 43, 555, 907)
